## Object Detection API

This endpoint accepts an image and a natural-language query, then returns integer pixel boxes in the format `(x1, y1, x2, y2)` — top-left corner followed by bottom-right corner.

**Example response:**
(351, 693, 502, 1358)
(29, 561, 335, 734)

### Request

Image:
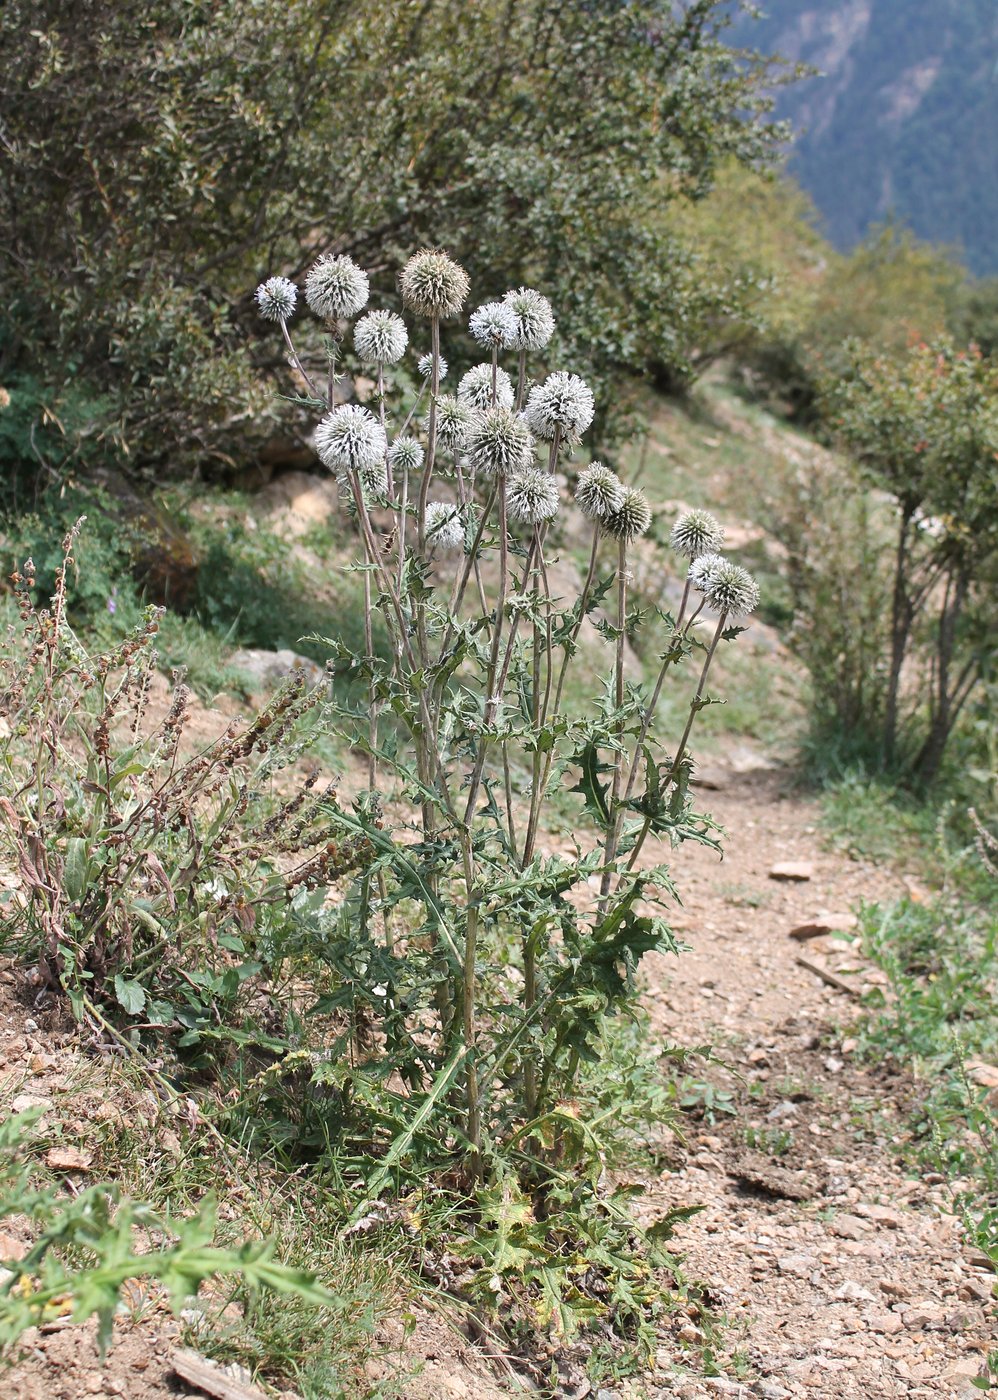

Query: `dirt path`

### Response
(625, 762, 996, 1399)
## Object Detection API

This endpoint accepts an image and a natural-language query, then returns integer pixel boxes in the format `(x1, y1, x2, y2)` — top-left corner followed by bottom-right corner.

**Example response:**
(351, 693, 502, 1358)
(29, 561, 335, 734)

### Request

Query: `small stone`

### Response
(788, 913, 857, 939)
(45, 1146, 92, 1172)
(854, 1203, 902, 1228)
(11, 1094, 52, 1115)
(827, 1214, 868, 1240)
(902, 1302, 946, 1329)
(834, 1280, 877, 1302)
(777, 1253, 816, 1277)
(769, 861, 814, 882)
(879, 1279, 910, 1299)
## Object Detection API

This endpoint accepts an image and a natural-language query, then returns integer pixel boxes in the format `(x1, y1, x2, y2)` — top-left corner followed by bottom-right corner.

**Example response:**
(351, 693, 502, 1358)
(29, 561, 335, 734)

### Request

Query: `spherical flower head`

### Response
(671, 508, 724, 561)
(469, 300, 517, 350)
(425, 501, 465, 552)
(503, 287, 556, 350)
(314, 404, 387, 474)
(690, 555, 759, 618)
(304, 254, 369, 320)
(399, 249, 469, 320)
(418, 352, 447, 380)
(575, 462, 624, 521)
(603, 486, 652, 542)
(425, 394, 476, 450)
(457, 362, 514, 411)
(255, 276, 297, 323)
(524, 371, 595, 443)
(506, 468, 560, 525)
(354, 310, 408, 365)
(464, 406, 535, 477)
(388, 435, 424, 474)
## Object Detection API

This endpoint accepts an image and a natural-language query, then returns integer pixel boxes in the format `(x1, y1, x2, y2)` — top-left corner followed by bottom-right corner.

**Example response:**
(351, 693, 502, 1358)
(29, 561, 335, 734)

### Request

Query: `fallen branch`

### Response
(795, 957, 860, 998)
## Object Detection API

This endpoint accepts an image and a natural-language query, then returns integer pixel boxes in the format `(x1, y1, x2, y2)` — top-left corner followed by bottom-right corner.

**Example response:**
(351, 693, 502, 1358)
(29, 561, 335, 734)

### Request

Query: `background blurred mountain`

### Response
(733, 0, 998, 274)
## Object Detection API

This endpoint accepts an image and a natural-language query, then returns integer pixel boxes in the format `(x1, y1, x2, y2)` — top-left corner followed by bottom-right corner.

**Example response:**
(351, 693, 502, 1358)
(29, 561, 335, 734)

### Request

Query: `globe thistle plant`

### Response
(504, 287, 556, 350)
(304, 254, 369, 321)
(458, 363, 514, 410)
(388, 436, 425, 474)
(314, 404, 387, 474)
(575, 462, 624, 521)
(426, 394, 476, 450)
(463, 406, 535, 477)
(399, 249, 470, 320)
(524, 371, 595, 444)
(425, 501, 465, 552)
(671, 508, 724, 561)
(469, 301, 517, 350)
(691, 556, 760, 618)
(418, 352, 447, 380)
(603, 486, 652, 542)
(687, 551, 723, 592)
(354, 310, 408, 365)
(506, 468, 560, 525)
(255, 277, 298, 323)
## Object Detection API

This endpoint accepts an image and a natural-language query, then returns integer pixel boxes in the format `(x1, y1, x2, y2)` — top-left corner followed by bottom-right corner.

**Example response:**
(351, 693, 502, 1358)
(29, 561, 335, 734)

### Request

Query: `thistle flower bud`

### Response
(575, 462, 624, 521)
(689, 555, 759, 618)
(464, 406, 535, 477)
(388, 436, 424, 474)
(469, 301, 517, 350)
(524, 371, 595, 443)
(304, 254, 369, 320)
(354, 310, 408, 365)
(418, 352, 447, 380)
(255, 276, 298, 322)
(314, 404, 387, 473)
(603, 486, 651, 542)
(671, 508, 724, 560)
(457, 363, 514, 410)
(503, 287, 556, 350)
(425, 501, 465, 552)
(506, 468, 560, 525)
(425, 394, 476, 449)
(399, 249, 470, 319)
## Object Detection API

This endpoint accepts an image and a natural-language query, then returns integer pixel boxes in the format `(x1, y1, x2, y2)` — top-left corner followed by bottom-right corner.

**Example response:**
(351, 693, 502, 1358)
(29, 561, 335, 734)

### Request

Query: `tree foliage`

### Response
(0, 0, 783, 478)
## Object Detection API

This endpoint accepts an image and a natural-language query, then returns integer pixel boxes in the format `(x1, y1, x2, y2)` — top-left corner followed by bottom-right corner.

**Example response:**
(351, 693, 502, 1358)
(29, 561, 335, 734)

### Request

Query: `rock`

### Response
(11, 1094, 52, 1115)
(901, 1302, 946, 1329)
(730, 1154, 816, 1201)
(854, 1203, 902, 1228)
(769, 861, 814, 882)
(45, 1145, 92, 1172)
(229, 648, 325, 690)
(833, 1280, 877, 1302)
(826, 1214, 868, 1240)
(788, 914, 857, 941)
(258, 471, 339, 537)
(966, 1059, 998, 1088)
(776, 1252, 816, 1277)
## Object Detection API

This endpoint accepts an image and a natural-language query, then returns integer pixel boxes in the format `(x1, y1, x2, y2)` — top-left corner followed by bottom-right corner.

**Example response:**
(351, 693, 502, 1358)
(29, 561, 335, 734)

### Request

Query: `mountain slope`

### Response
(733, 0, 998, 274)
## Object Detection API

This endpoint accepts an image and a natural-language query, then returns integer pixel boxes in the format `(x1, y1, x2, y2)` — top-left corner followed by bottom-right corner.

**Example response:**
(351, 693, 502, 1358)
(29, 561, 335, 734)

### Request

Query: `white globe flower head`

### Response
(469, 301, 517, 350)
(671, 508, 724, 561)
(314, 404, 387, 474)
(388, 435, 425, 474)
(603, 486, 652, 542)
(457, 363, 514, 410)
(464, 407, 535, 477)
(690, 555, 760, 619)
(425, 394, 476, 450)
(418, 352, 448, 380)
(425, 501, 465, 552)
(575, 462, 624, 521)
(255, 276, 298, 323)
(503, 287, 556, 350)
(399, 249, 470, 319)
(304, 254, 369, 320)
(687, 552, 723, 591)
(354, 310, 408, 365)
(506, 469, 560, 525)
(524, 371, 595, 444)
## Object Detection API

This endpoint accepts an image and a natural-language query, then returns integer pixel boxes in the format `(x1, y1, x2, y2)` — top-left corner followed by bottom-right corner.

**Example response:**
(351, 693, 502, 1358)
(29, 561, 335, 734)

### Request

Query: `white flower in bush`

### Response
(354, 310, 408, 365)
(314, 404, 387, 473)
(504, 287, 555, 350)
(425, 501, 465, 552)
(399, 249, 469, 319)
(255, 277, 297, 322)
(603, 486, 651, 541)
(388, 436, 425, 473)
(457, 363, 514, 410)
(304, 254, 369, 320)
(671, 508, 724, 560)
(469, 301, 517, 350)
(464, 406, 535, 477)
(524, 371, 594, 443)
(690, 555, 759, 617)
(418, 352, 447, 380)
(426, 394, 476, 449)
(575, 462, 624, 520)
(506, 468, 560, 524)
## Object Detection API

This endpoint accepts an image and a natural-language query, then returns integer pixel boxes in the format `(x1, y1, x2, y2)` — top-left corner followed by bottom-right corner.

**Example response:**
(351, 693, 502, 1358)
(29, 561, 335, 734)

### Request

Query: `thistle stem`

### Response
(599, 535, 629, 902)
